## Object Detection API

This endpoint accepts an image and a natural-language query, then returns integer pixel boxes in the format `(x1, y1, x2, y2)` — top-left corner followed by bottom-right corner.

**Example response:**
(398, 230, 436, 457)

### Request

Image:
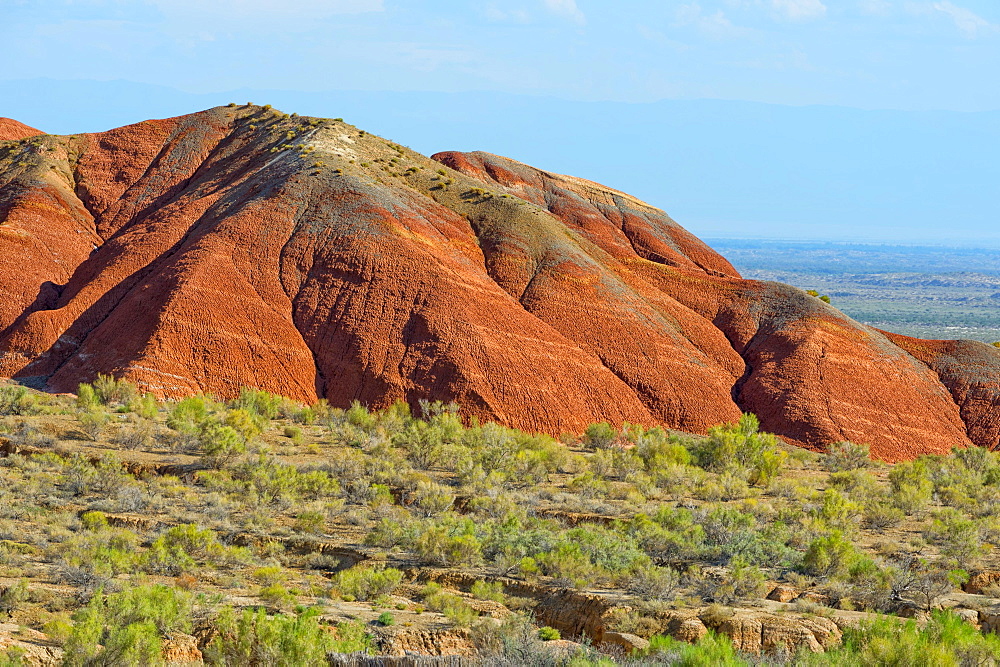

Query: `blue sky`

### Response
(2, 0, 998, 243)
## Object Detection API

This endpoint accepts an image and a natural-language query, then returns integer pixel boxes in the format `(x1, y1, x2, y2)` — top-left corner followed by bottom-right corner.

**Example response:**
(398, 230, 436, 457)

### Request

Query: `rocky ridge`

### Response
(0, 106, 997, 461)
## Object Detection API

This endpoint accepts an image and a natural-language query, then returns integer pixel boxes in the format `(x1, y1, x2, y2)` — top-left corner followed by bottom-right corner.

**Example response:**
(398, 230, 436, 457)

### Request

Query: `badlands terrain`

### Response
(1, 107, 1000, 664)
(0, 106, 999, 463)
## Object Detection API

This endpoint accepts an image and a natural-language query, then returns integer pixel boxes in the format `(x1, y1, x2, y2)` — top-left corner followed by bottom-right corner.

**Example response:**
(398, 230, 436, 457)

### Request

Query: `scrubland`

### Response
(2, 379, 1000, 665)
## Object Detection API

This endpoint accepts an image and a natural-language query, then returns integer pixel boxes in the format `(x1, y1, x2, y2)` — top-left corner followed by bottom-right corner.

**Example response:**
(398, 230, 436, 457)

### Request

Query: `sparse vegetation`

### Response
(1, 380, 1000, 663)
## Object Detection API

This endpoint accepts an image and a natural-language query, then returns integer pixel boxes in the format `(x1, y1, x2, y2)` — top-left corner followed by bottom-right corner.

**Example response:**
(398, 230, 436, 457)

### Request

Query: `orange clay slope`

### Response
(0, 118, 43, 141)
(0, 106, 995, 461)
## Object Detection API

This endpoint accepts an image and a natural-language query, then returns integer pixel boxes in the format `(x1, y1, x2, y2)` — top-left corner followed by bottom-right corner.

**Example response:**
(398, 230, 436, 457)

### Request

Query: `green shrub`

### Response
(413, 481, 455, 516)
(414, 521, 482, 566)
(59, 526, 141, 580)
(205, 606, 337, 664)
(333, 566, 403, 601)
(168, 395, 211, 428)
(199, 423, 246, 468)
(698, 505, 793, 566)
(80, 511, 109, 531)
(825, 441, 871, 471)
(283, 425, 304, 444)
(0, 385, 37, 416)
(396, 420, 445, 469)
(145, 524, 225, 575)
(135, 393, 159, 420)
(92, 373, 138, 407)
(924, 508, 984, 569)
(863, 503, 904, 530)
(421, 584, 478, 627)
(708, 557, 768, 604)
(627, 564, 681, 601)
(377, 611, 395, 626)
(583, 422, 617, 449)
(327, 619, 374, 655)
(536, 542, 597, 589)
(470, 580, 506, 603)
(812, 488, 862, 530)
(252, 565, 285, 587)
(537, 626, 560, 641)
(809, 610, 1000, 666)
(0, 579, 28, 617)
(258, 584, 296, 608)
(692, 414, 785, 486)
(78, 408, 110, 441)
(802, 531, 863, 578)
(294, 511, 325, 535)
(641, 631, 748, 665)
(889, 459, 933, 514)
(628, 509, 706, 563)
(75, 383, 99, 411)
(636, 429, 693, 471)
(345, 400, 377, 431)
(63, 585, 193, 666)
(233, 387, 283, 420)
(225, 409, 263, 442)
(365, 513, 417, 549)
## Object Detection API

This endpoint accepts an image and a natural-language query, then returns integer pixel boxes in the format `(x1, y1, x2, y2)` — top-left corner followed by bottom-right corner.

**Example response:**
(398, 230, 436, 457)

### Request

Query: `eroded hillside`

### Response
(0, 106, 997, 460)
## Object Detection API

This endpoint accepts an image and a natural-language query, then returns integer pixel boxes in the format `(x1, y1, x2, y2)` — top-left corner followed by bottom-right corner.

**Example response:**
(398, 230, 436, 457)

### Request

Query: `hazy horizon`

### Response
(3, 1, 996, 246)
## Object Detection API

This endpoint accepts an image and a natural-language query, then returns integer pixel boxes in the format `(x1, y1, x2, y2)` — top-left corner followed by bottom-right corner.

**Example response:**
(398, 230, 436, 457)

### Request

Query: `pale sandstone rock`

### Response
(163, 632, 204, 665)
(376, 627, 475, 657)
(964, 571, 1000, 595)
(602, 632, 650, 654)
(952, 608, 980, 628)
(0, 625, 62, 667)
(767, 585, 798, 603)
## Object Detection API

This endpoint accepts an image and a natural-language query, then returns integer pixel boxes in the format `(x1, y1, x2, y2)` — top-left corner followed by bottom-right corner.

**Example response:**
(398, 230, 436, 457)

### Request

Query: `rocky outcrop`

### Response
(671, 609, 841, 654)
(0, 624, 62, 666)
(601, 631, 650, 654)
(0, 108, 996, 460)
(977, 606, 1000, 634)
(767, 584, 798, 603)
(375, 627, 475, 657)
(329, 656, 473, 667)
(416, 570, 615, 641)
(415, 570, 840, 655)
(162, 632, 204, 664)
(963, 570, 1000, 595)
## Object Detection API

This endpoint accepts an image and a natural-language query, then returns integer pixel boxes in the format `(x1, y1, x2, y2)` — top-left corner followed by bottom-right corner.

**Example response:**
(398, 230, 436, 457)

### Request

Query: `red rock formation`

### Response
(882, 332, 1000, 451)
(0, 118, 43, 141)
(0, 108, 995, 460)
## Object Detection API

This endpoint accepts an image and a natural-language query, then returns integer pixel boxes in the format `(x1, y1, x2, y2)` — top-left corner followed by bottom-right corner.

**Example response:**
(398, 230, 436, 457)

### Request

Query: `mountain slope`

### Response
(0, 118, 42, 141)
(0, 106, 995, 460)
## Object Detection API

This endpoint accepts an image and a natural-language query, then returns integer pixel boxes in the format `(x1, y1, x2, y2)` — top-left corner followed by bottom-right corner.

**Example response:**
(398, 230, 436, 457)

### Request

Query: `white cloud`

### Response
(858, 0, 891, 16)
(724, 0, 827, 21)
(676, 3, 748, 39)
(770, 0, 826, 21)
(485, 5, 531, 23)
(932, 1, 998, 38)
(543, 0, 585, 25)
(145, 0, 383, 19)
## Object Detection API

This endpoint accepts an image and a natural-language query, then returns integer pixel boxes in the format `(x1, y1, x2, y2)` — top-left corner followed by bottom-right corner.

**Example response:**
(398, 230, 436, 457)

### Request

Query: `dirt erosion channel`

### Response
(0, 106, 997, 462)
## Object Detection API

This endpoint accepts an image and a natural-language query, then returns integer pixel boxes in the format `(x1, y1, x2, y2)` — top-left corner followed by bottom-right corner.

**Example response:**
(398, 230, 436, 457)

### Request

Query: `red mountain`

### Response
(0, 106, 995, 461)
(0, 118, 43, 141)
